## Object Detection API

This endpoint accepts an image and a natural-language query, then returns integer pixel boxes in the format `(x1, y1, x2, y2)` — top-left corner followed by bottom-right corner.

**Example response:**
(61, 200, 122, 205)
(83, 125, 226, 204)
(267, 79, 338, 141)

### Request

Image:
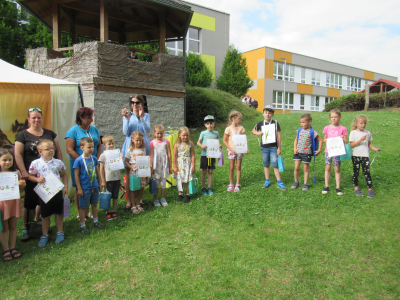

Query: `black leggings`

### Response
(352, 156, 372, 188)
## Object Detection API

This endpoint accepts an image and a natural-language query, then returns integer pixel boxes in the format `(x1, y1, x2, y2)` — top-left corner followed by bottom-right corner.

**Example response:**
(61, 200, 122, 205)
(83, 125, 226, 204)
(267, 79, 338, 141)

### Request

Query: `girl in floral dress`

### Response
(173, 127, 195, 203)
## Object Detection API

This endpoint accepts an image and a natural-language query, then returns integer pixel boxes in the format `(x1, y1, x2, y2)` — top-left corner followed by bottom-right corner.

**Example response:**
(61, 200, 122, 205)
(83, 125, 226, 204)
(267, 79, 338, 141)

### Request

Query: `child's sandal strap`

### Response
(227, 184, 234, 192)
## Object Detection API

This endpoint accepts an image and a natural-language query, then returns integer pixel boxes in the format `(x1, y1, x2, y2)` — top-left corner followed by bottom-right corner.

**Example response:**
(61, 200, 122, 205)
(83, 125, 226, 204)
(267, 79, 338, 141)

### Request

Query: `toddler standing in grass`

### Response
(349, 115, 381, 198)
(322, 109, 348, 195)
(223, 110, 248, 192)
(0, 147, 25, 261)
(291, 114, 323, 191)
(150, 125, 173, 207)
(74, 137, 105, 234)
(173, 126, 195, 203)
(125, 131, 147, 213)
(99, 135, 121, 221)
(252, 105, 287, 190)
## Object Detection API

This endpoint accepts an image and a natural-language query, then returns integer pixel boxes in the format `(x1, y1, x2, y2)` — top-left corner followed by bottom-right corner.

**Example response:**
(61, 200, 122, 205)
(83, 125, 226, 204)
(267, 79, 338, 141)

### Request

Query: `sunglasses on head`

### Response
(28, 108, 42, 112)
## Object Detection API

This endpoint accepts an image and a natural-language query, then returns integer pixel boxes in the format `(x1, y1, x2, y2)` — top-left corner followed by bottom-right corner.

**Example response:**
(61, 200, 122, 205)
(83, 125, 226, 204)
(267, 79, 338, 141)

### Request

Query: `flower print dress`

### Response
(125, 148, 147, 187)
(151, 139, 170, 179)
(176, 143, 192, 183)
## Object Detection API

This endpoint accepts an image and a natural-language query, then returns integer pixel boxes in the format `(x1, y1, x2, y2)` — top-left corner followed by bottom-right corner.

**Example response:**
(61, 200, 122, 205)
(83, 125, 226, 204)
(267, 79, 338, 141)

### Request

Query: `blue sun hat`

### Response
(204, 115, 215, 123)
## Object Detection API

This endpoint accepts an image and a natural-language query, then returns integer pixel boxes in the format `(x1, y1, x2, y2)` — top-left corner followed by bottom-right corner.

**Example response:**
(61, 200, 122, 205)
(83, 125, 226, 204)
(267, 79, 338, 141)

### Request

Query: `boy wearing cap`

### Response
(197, 115, 221, 195)
(252, 105, 287, 190)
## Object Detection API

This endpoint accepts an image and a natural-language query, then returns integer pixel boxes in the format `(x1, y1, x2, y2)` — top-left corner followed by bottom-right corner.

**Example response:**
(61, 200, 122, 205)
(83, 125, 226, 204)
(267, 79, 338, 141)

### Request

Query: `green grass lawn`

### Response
(1, 110, 399, 299)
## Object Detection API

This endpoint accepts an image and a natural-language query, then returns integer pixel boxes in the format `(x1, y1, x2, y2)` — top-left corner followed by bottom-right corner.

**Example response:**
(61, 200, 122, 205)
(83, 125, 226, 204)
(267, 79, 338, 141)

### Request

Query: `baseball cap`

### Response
(263, 105, 275, 113)
(204, 115, 215, 123)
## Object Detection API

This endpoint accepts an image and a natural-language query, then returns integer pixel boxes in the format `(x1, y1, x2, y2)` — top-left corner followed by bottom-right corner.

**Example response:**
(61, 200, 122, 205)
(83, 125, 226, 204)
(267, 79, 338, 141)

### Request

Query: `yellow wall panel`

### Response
(364, 70, 374, 81)
(247, 79, 265, 112)
(274, 49, 292, 64)
(242, 48, 265, 80)
(352, 91, 358, 94)
(265, 58, 274, 79)
(297, 83, 313, 94)
(274, 109, 291, 114)
(190, 13, 215, 31)
(201, 54, 215, 80)
(327, 88, 341, 98)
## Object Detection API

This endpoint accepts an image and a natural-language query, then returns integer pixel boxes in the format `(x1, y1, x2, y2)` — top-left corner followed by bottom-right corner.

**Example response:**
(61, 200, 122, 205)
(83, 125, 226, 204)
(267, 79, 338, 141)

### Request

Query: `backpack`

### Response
(250, 100, 258, 108)
(296, 126, 319, 156)
(296, 126, 319, 183)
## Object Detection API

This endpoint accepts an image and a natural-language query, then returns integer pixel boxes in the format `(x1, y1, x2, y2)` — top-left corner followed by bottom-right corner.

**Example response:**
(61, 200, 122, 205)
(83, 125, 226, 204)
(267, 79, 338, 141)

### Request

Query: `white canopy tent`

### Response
(0, 59, 81, 191)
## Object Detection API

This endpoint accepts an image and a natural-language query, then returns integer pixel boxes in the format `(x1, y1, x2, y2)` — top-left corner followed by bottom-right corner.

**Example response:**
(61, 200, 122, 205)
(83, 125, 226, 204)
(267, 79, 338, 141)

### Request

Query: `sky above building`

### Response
(188, 0, 400, 80)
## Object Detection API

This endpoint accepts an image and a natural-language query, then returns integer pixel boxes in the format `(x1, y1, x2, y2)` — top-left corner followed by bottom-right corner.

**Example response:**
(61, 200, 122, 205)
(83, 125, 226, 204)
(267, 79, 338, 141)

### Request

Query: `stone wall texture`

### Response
(25, 41, 186, 147)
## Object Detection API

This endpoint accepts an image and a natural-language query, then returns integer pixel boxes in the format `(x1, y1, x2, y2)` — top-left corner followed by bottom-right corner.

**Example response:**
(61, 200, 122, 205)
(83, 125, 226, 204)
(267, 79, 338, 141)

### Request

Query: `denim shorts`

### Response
(79, 187, 100, 208)
(293, 153, 312, 163)
(261, 147, 278, 167)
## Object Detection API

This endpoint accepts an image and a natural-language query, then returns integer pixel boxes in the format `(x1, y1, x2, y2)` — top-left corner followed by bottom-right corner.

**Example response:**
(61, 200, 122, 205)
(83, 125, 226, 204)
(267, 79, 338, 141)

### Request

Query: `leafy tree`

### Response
(186, 52, 213, 88)
(216, 45, 253, 97)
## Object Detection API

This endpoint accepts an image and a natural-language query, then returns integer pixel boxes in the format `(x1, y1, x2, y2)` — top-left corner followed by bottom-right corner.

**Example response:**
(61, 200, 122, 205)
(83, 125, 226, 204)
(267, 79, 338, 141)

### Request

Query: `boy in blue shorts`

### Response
(73, 137, 105, 234)
(292, 113, 323, 191)
(197, 115, 221, 196)
(252, 105, 287, 190)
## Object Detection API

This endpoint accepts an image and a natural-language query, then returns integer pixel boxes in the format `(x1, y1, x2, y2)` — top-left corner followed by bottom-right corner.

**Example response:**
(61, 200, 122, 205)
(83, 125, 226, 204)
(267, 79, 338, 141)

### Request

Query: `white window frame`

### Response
(273, 61, 295, 82)
(311, 70, 321, 86)
(300, 94, 305, 110)
(273, 91, 294, 109)
(166, 27, 200, 55)
(310, 95, 320, 111)
(301, 68, 306, 83)
(326, 73, 343, 89)
(347, 76, 362, 91)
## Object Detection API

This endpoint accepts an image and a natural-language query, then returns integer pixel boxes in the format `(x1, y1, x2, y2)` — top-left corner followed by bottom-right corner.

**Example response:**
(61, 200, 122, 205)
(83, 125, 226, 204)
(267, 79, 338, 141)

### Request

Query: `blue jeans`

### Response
(261, 147, 278, 167)
(79, 187, 100, 208)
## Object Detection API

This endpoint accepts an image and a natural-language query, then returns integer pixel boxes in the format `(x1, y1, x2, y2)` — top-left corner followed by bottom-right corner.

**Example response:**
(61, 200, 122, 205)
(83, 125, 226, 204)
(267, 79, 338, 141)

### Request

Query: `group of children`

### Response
(0, 106, 380, 260)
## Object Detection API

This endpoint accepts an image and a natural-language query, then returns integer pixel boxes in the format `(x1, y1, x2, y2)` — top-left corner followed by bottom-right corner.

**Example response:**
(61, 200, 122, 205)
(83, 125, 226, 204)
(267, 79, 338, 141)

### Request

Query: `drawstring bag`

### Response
(189, 178, 199, 195)
(218, 150, 224, 166)
(63, 196, 70, 218)
(278, 155, 285, 172)
(99, 188, 111, 209)
(339, 144, 352, 161)
(130, 174, 141, 191)
(149, 177, 158, 194)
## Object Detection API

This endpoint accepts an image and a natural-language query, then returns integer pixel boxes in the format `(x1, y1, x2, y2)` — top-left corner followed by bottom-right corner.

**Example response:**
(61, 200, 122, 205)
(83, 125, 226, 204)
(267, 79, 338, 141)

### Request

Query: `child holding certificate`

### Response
(223, 111, 248, 192)
(99, 135, 122, 221)
(125, 131, 147, 213)
(73, 137, 105, 235)
(322, 109, 348, 196)
(197, 115, 221, 196)
(252, 106, 287, 190)
(0, 147, 25, 261)
(28, 140, 68, 247)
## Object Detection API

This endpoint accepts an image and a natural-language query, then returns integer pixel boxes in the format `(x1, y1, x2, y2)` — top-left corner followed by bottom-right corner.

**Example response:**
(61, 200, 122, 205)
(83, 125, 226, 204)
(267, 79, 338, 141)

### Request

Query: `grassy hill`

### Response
(1, 110, 399, 299)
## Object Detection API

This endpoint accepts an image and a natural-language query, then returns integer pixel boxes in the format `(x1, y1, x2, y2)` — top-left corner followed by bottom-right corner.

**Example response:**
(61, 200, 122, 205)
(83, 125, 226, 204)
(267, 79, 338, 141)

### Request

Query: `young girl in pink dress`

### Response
(150, 125, 173, 207)
(0, 147, 26, 261)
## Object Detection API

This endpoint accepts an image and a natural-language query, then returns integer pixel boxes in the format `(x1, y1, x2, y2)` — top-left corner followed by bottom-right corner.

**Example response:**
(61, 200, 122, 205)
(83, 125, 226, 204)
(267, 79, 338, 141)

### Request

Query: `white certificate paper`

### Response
(0, 172, 20, 201)
(34, 172, 65, 203)
(261, 123, 276, 144)
(233, 135, 248, 154)
(136, 156, 151, 177)
(326, 137, 346, 157)
(105, 149, 125, 171)
(207, 139, 220, 158)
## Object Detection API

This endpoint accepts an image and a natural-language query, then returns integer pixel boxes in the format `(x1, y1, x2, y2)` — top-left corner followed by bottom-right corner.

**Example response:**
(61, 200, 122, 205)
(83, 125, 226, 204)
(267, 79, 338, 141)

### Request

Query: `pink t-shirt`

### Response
(322, 125, 348, 153)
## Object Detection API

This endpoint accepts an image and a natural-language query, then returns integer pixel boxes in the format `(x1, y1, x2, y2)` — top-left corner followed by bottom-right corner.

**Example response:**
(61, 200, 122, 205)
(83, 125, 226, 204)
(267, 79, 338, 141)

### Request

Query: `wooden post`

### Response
(159, 10, 165, 53)
(364, 84, 370, 111)
(100, 0, 109, 43)
(52, 3, 61, 49)
(70, 22, 76, 46)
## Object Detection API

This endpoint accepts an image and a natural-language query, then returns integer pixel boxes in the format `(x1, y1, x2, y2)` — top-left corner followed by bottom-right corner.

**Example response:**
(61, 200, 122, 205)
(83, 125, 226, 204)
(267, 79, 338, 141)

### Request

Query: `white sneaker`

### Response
(154, 200, 161, 207)
(160, 198, 168, 207)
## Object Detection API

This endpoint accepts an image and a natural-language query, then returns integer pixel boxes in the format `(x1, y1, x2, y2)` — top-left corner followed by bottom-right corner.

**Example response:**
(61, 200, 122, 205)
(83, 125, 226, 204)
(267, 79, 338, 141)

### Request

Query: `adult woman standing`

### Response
(15, 108, 63, 242)
(65, 107, 102, 218)
(121, 95, 150, 210)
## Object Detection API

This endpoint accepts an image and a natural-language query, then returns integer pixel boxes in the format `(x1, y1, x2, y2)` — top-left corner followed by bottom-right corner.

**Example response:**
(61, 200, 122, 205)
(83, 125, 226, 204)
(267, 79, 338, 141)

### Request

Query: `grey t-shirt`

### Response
(99, 152, 122, 181)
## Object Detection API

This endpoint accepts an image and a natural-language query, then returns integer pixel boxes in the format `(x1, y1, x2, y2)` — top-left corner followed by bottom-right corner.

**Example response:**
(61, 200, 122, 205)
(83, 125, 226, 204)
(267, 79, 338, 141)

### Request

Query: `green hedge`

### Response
(324, 90, 400, 112)
(186, 86, 261, 128)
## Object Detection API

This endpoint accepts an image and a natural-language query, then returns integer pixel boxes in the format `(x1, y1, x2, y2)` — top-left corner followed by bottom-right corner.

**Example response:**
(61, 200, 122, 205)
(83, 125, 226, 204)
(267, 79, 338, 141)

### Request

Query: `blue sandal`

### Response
(227, 184, 234, 192)
(234, 184, 241, 192)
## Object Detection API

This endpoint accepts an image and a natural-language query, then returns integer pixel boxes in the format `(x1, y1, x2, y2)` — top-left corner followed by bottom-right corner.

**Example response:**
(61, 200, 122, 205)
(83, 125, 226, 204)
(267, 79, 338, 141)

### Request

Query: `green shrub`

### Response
(186, 52, 213, 88)
(186, 86, 261, 128)
(324, 90, 400, 112)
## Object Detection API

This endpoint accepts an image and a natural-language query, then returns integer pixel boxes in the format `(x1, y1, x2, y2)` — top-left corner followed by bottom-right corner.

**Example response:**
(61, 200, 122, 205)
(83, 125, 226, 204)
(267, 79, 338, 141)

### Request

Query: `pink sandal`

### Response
(227, 184, 234, 192)
(234, 184, 241, 192)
